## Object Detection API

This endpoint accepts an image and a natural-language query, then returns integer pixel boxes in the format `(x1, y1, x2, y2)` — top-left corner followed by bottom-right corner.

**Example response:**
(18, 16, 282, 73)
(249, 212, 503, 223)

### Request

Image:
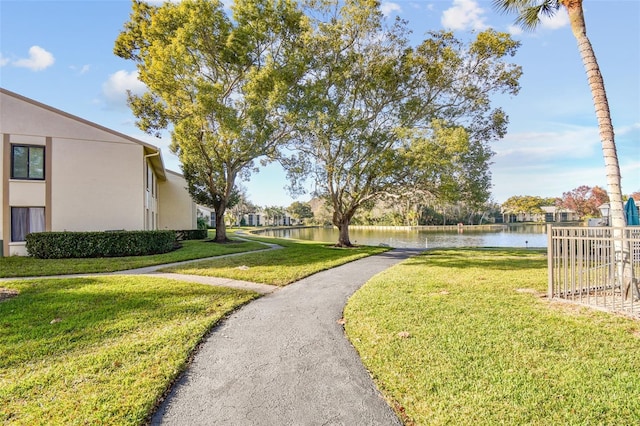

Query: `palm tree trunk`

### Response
(565, 2, 625, 227)
(564, 1, 633, 298)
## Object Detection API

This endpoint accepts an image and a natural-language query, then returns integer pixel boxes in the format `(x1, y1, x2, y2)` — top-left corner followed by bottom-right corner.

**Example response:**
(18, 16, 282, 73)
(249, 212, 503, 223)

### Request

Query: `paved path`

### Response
(152, 248, 422, 426)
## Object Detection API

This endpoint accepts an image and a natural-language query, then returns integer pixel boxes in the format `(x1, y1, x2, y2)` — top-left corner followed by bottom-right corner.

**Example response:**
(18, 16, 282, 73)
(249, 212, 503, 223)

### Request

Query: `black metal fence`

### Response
(548, 225, 640, 318)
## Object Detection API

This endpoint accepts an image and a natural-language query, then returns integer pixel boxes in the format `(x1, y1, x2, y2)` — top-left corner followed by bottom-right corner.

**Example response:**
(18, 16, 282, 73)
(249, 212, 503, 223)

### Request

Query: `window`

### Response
(11, 207, 45, 242)
(146, 162, 155, 197)
(11, 145, 45, 180)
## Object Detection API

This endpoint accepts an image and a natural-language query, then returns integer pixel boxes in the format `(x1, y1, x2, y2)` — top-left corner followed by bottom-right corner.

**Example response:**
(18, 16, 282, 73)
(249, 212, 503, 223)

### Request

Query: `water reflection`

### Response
(261, 224, 548, 249)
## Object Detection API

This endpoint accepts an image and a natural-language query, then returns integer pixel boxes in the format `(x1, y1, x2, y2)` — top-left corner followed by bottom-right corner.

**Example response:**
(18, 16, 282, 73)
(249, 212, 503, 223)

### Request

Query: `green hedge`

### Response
(175, 229, 208, 241)
(25, 230, 178, 259)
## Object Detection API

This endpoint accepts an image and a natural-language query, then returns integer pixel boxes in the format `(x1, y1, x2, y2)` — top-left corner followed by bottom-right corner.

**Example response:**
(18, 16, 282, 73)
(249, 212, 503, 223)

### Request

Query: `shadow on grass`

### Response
(0, 239, 266, 278)
(0, 276, 257, 369)
(167, 241, 387, 270)
(406, 247, 547, 271)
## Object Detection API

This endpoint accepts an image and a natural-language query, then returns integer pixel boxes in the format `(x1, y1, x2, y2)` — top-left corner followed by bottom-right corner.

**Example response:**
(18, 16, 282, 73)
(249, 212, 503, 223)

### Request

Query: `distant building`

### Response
(502, 205, 579, 224)
(197, 205, 215, 228)
(231, 209, 293, 227)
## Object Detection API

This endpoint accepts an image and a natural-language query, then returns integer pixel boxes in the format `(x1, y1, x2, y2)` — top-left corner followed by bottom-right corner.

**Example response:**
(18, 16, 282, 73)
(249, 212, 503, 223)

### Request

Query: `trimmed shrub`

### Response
(175, 229, 208, 241)
(26, 230, 177, 259)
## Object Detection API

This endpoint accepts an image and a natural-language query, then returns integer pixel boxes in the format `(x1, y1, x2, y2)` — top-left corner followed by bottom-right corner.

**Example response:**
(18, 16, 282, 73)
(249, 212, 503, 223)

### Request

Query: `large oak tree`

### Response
(115, 0, 307, 241)
(283, 0, 522, 246)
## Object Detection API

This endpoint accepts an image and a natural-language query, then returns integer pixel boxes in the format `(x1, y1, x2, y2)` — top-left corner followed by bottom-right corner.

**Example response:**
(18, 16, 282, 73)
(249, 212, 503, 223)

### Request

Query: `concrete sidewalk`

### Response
(152, 248, 422, 426)
(0, 244, 281, 295)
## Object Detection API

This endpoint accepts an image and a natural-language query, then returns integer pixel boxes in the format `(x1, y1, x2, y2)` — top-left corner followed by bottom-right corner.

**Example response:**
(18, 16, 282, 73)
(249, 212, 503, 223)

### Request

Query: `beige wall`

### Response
(51, 137, 145, 232)
(0, 89, 196, 256)
(0, 90, 151, 255)
(158, 171, 197, 230)
(0, 136, 2, 254)
(2, 135, 49, 256)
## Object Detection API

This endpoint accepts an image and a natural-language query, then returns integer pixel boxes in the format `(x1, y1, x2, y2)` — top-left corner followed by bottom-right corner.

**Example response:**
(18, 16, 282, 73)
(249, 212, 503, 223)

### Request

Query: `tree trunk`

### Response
(214, 208, 229, 242)
(566, 2, 625, 227)
(336, 220, 352, 247)
(333, 210, 353, 247)
(565, 1, 634, 298)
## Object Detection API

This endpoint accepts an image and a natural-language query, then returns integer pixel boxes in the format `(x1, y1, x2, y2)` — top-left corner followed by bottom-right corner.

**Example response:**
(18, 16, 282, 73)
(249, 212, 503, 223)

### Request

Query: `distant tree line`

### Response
(502, 185, 639, 221)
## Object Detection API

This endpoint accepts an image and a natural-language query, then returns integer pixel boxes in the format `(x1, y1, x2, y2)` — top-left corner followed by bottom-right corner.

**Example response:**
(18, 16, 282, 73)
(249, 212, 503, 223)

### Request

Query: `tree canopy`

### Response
(288, 201, 314, 223)
(282, 0, 521, 246)
(501, 195, 554, 215)
(115, 0, 522, 246)
(114, 0, 308, 241)
(557, 185, 609, 219)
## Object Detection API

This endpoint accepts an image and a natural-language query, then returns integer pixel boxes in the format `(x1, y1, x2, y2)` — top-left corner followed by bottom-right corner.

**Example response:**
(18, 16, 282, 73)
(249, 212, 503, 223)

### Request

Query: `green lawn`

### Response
(344, 248, 640, 425)
(162, 237, 389, 285)
(0, 238, 266, 278)
(0, 275, 258, 425)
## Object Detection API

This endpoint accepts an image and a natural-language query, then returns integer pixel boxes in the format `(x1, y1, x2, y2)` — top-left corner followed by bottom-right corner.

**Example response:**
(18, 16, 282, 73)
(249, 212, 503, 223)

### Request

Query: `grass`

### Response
(0, 275, 259, 425)
(0, 238, 266, 278)
(162, 236, 389, 286)
(344, 248, 640, 425)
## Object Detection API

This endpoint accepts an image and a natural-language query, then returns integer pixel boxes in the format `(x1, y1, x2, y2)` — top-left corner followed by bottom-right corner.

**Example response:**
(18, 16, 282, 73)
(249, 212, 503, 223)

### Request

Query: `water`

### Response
(261, 224, 548, 249)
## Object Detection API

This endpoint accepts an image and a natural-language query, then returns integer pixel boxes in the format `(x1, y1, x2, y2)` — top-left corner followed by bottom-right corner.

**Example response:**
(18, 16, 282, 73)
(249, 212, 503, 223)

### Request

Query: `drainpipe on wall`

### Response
(144, 151, 160, 160)
(143, 151, 161, 230)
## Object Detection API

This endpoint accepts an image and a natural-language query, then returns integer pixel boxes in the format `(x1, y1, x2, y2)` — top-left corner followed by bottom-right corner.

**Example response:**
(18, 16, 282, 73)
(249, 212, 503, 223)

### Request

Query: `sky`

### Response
(1, 0, 638, 207)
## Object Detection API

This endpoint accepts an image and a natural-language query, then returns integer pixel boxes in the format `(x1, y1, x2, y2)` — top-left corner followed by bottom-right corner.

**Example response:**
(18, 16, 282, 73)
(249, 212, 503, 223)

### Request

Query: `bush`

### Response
(26, 231, 178, 259)
(197, 216, 209, 230)
(175, 229, 208, 241)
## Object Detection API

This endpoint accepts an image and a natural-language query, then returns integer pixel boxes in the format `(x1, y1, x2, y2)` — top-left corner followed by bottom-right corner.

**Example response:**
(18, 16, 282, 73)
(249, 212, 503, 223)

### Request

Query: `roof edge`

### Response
(1, 87, 168, 179)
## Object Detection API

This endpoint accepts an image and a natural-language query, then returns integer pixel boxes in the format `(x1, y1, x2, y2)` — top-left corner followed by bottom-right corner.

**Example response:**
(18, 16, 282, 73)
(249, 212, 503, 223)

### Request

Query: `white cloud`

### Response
(70, 64, 91, 75)
(380, 2, 402, 17)
(441, 0, 488, 31)
(616, 122, 640, 136)
(485, 124, 640, 201)
(540, 8, 569, 30)
(495, 126, 600, 164)
(0, 53, 9, 67)
(491, 162, 610, 203)
(101, 70, 147, 109)
(12, 46, 55, 71)
(507, 24, 523, 36)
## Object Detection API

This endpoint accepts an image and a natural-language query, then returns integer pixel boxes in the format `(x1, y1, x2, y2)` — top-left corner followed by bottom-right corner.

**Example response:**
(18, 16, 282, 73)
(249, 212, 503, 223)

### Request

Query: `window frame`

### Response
(11, 144, 45, 180)
(10, 206, 46, 242)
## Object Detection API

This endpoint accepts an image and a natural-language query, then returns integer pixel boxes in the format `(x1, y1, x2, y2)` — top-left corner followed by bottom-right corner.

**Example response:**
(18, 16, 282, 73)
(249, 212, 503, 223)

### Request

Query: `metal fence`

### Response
(548, 225, 640, 318)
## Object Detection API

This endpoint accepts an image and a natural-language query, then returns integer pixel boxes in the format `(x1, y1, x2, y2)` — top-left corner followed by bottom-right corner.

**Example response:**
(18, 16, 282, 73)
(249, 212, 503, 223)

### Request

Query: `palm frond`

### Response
(493, 0, 561, 31)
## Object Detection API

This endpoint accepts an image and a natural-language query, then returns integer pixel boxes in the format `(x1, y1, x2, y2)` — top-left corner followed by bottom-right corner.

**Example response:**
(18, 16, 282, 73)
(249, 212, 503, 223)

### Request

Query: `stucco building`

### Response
(0, 88, 196, 256)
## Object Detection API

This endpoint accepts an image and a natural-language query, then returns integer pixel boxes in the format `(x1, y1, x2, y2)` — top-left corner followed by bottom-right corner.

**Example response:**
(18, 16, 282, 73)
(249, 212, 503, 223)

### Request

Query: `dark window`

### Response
(11, 207, 45, 242)
(11, 145, 44, 180)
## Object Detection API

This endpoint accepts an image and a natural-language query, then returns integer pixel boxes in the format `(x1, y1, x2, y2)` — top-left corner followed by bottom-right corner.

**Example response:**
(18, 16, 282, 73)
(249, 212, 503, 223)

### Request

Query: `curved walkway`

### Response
(152, 248, 422, 425)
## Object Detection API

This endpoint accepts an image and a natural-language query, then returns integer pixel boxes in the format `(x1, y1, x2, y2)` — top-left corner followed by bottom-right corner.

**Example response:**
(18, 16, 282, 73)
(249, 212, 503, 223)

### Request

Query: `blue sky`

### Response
(1, 0, 638, 207)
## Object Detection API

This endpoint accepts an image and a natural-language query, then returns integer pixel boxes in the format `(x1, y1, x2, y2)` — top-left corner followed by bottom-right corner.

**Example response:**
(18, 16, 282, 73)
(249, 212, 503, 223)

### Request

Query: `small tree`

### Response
(288, 201, 314, 224)
(557, 185, 609, 219)
(502, 195, 548, 220)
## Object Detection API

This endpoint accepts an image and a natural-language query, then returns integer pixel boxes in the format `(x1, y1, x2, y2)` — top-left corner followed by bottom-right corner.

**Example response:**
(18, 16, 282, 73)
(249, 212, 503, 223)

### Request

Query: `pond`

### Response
(261, 224, 548, 249)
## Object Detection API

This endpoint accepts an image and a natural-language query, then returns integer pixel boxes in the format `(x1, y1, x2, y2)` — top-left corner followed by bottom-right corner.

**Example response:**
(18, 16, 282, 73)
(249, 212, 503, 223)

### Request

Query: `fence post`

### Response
(547, 224, 554, 299)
